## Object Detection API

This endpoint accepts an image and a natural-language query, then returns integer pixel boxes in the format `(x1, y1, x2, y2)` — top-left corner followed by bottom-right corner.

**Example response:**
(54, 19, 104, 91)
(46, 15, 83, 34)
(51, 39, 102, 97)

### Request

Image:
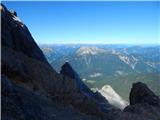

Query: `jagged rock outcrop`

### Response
(60, 62, 90, 92)
(2, 74, 98, 120)
(60, 62, 114, 112)
(1, 4, 112, 120)
(129, 82, 160, 106)
(1, 4, 48, 64)
(117, 82, 160, 120)
(2, 3, 160, 120)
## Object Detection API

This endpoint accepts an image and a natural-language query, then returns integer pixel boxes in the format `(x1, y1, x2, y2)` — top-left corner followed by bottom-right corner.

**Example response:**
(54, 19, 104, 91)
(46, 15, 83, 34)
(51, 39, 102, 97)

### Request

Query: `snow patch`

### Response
(118, 55, 138, 70)
(99, 85, 129, 110)
(76, 46, 106, 56)
(89, 73, 102, 78)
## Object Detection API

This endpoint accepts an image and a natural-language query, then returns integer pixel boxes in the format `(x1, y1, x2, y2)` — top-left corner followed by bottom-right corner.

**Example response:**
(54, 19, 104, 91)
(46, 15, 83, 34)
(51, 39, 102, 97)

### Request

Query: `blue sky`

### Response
(2, 1, 159, 44)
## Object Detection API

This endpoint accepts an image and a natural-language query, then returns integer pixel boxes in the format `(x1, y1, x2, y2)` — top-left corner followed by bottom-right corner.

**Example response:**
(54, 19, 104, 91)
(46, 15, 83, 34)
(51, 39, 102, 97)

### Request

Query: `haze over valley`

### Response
(40, 44, 160, 100)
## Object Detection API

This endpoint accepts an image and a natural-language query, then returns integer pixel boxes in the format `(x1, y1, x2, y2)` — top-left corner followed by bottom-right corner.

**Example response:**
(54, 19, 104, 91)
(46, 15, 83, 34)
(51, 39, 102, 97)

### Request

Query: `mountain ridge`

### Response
(1, 4, 114, 119)
(41, 44, 160, 99)
(2, 4, 160, 120)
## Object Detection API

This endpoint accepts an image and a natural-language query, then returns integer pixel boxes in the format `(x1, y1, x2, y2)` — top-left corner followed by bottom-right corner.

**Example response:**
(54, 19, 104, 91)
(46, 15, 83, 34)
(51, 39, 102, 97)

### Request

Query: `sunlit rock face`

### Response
(99, 85, 129, 110)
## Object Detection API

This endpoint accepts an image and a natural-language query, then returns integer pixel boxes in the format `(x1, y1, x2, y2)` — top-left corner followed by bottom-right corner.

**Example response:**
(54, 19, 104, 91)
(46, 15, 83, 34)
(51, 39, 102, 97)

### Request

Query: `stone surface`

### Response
(1, 3, 48, 64)
(1, 4, 112, 120)
(2, 3, 160, 120)
(2, 75, 98, 120)
(129, 82, 160, 106)
(60, 62, 114, 112)
(119, 82, 160, 120)
(60, 62, 96, 93)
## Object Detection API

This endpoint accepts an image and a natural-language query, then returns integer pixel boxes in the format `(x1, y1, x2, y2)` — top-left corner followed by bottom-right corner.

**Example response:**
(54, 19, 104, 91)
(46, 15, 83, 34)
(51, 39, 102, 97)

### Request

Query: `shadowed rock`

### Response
(60, 62, 115, 113)
(2, 74, 98, 120)
(129, 82, 160, 106)
(120, 82, 160, 120)
(1, 3, 48, 64)
(2, 3, 160, 120)
(1, 4, 113, 119)
(60, 62, 92, 92)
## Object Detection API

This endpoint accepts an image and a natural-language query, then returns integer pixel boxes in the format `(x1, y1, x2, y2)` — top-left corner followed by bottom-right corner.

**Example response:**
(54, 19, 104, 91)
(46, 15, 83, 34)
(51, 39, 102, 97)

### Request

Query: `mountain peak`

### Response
(2, 3, 160, 120)
(60, 62, 76, 79)
(60, 62, 92, 92)
(76, 46, 106, 56)
(1, 3, 48, 64)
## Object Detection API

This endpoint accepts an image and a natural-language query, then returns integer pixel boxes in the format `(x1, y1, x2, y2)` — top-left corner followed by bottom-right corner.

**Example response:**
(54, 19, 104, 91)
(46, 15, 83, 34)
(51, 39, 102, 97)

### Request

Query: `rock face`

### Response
(118, 82, 160, 120)
(1, 3, 112, 120)
(60, 62, 114, 112)
(2, 75, 97, 120)
(129, 82, 160, 106)
(60, 62, 95, 93)
(2, 3, 160, 120)
(1, 4, 48, 64)
(99, 85, 128, 110)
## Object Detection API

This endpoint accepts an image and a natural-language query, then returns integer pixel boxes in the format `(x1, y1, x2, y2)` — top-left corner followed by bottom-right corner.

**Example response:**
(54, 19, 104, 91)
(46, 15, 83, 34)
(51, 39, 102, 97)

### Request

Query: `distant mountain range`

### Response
(40, 44, 160, 100)
(40, 44, 160, 75)
(2, 4, 160, 120)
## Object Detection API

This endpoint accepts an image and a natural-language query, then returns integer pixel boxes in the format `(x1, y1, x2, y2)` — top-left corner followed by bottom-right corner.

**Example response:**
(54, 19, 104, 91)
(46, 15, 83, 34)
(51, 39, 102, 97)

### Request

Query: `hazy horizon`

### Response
(38, 42, 159, 45)
(2, 1, 159, 44)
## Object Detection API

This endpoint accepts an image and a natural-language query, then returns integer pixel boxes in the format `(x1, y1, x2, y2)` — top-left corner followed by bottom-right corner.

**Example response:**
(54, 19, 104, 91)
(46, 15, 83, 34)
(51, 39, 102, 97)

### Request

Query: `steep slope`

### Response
(51, 46, 134, 77)
(49, 45, 160, 100)
(1, 4, 111, 119)
(60, 62, 114, 112)
(50, 46, 159, 78)
(2, 75, 96, 120)
(1, 5, 48, 64)
(118, 82, 160, 120)
(2, 3, 160, 120)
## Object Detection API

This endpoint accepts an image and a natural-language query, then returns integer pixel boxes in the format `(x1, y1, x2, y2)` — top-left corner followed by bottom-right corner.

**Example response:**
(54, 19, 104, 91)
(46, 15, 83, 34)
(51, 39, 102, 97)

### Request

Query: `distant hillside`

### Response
(40, 45, 160, 76)
(2, 4, 160, 120)
(40, 44, 160, 100)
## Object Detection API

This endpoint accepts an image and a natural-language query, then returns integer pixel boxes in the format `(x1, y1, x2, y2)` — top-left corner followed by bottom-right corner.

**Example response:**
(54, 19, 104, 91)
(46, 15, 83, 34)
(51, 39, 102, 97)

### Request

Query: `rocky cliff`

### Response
(117, 82, 160, 120)
(1, 3, 160, 120)
(1, 4, 112, 120)
(60, 62, 114, 112)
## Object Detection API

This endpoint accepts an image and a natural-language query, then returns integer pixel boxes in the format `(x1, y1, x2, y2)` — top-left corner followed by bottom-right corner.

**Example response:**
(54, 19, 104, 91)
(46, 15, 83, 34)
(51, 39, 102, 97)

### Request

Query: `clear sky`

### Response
(2, 1, 160, 44)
